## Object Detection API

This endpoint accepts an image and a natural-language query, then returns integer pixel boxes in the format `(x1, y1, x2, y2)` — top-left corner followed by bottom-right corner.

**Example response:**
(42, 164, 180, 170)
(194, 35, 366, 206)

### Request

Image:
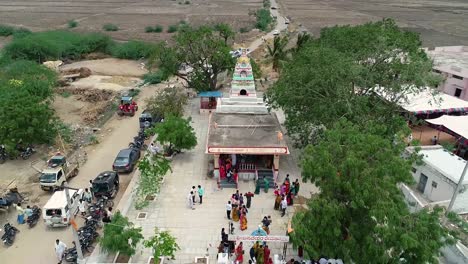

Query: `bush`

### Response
(167, 25, 178, 33)
(239, 27, 250, 33)
(184, 0, 190, 4)
(154, 25, 163, 33)
(255, 9, 272, 31)
(12, 28, 32, 38)
(110, 41, 157, 60)
(102, 23, 119, 31)
(145, 26, 154, 33)
(0, 24, 15, 36)
(0, 24, 31, 37)
(67, 20, 78, 28)
(143, 71, 164, 85)
(3, 31, 113, 63)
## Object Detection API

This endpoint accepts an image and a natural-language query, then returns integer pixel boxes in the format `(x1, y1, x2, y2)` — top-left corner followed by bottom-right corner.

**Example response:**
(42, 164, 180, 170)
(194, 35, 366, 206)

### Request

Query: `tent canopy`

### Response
(399, 90, 468, 115)
(198, 91, 223, 98)
(426, 115, 468, 141)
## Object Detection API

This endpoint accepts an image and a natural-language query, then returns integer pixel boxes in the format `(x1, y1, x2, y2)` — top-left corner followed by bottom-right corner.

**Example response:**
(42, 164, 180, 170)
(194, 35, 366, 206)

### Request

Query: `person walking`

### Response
(245, 192, 254, 208)
(293, 179, 300, 196)
(187, 192, 195, 210)
(226, 201, 232, 219)
(281, 197, 287, 217)
(78, 199, 86, 216)
(191, 186, 196, 203)
(24, 205, 33, 221)
(55, 239, 67, 264)
(15, 203, 25, 224)
(198, 185, 204, 204)
(249, 246, 256, 262)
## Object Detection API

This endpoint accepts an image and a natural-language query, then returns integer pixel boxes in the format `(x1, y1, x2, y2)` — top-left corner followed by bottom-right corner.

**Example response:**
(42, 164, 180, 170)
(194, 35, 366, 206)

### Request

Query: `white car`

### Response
(285, 18, 290, 24)
(273, 30, 280, 35)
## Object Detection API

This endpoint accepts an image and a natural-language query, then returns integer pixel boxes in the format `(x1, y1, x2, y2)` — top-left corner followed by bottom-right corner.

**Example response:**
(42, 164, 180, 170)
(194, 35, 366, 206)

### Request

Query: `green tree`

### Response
(135, 154, 172, 209)
(144, 228, 180, 262)
(294, 32, 312, 53)
(152, 115, 197, 153)
(154, 25, 235, 91)
(266, 19, 439, 146)
(267, 35, 289, 71)
(214, 23, 235, 44)
(145, 87, 188, 118)
(291, 120, 455, 263)
(0, 86, 57, 151)
(99, 211, 144, 257)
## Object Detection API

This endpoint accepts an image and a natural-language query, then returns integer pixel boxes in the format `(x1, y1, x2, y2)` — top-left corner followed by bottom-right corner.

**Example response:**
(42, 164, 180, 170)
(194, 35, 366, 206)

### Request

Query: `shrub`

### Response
(99, 212, 143, 257)
(67, 20, 78, 28)
(102, 23, 119, 31)
(143, 71, 165, 85)
(167, 25, 178, 33)
(255, 9, 272, 31)
(3, 31, 113, 63)
(184, 0, 190, 4)
(12, 28, 32, 38)
(154, 25, 163, 33)
(179, 20, 187, 25)
(0, 24, 31, 37)
(239, 27, 250, 33)
(110, 41, 157, 60)
(145, 26, 154, 33)
(0, 24, 15, 36)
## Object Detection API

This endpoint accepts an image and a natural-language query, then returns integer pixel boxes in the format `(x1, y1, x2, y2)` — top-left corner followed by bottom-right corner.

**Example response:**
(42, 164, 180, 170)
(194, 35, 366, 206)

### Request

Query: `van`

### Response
(42, 189, 83, 227)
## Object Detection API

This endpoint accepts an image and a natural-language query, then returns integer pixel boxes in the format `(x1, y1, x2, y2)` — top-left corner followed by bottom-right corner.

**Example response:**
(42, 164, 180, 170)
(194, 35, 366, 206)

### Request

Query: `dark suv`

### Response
(92, 171, 119, 198)
(112, 148, 140, 173)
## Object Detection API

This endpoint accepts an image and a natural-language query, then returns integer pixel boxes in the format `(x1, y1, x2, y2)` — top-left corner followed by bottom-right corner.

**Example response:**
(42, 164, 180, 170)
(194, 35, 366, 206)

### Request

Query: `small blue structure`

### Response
(199, 91, 223, 112)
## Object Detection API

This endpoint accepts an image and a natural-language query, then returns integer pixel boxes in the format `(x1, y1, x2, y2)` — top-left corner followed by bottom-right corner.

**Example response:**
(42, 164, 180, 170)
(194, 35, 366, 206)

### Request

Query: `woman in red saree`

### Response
(235, 242, 244, 263)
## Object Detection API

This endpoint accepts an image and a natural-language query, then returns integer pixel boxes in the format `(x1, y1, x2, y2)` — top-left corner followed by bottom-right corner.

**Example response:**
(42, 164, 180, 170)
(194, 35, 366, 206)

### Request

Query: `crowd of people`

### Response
(273, 174, 299, 217)
(225, 190, 251, 231)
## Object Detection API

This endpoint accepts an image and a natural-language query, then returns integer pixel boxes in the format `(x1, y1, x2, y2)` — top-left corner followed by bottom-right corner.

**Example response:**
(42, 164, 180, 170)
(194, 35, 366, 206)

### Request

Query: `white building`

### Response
(403, 145, 468, 214)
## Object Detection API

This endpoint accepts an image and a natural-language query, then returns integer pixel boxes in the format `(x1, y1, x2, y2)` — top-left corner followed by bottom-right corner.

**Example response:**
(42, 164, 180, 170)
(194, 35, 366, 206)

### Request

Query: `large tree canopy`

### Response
(154, 25, 235, 92)
(266, 19, 440, 147)
(291, 120, 455, 263)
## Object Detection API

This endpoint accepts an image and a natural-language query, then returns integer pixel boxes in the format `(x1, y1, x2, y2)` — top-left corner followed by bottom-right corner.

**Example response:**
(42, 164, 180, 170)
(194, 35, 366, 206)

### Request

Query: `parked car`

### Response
(271, 6, 277, 10)
(285, 18, 290, 24)
(42, 189, 83, 227)
(92, 171, 119, 199)
(273, 30, 280, 36)
(112, 148, 140, 173)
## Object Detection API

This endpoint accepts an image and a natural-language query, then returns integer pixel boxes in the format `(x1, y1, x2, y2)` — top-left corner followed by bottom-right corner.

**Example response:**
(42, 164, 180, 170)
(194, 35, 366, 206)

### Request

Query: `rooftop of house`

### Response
(425, 46, 468, 78)
(406, 145, 468, 185)
(207, 112, 287, 149)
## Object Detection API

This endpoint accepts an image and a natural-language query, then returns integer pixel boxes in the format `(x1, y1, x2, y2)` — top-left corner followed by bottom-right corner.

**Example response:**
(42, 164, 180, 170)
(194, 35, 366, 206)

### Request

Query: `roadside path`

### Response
(0, 84, 160, 264)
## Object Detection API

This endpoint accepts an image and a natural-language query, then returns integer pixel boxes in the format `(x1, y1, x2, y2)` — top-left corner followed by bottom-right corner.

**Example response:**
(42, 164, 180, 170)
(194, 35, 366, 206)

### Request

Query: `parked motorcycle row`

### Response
(128, 128, 149, 150)
(0, 144, 36, 164)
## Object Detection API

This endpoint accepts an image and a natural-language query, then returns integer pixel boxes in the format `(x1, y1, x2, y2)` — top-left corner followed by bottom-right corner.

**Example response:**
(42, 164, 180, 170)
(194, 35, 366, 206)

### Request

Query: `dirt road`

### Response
(0, 83, 159, 264)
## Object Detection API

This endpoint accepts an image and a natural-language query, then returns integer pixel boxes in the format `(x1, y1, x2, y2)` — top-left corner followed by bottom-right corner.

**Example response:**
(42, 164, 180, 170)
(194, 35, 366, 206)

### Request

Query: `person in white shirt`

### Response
(187, 192, 195, 210)
(55, 239, 67, 264)
(281, 197, 287, 217)
(226, 201, 232, 219)
(78, 199, 86, 216)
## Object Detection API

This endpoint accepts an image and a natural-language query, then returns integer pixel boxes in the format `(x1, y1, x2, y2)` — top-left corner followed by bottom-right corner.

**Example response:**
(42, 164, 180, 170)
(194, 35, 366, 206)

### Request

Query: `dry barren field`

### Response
(0, 0, 262, 41)
(279, 0, 468, 47)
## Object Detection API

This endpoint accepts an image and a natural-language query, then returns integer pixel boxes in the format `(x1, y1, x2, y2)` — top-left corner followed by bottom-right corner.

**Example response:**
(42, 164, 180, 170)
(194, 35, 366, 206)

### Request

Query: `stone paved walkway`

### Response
(128, 99, 318, 264)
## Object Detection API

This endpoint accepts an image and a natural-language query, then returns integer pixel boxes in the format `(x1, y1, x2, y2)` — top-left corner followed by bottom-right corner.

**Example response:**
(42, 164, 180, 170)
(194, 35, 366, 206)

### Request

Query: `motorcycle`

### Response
(20, 145, 35, 160)
(26, 206, 42, 228)
(0, 145, 7, 164)
(1, 223, 19, 246)
(64, 242, 77, 263)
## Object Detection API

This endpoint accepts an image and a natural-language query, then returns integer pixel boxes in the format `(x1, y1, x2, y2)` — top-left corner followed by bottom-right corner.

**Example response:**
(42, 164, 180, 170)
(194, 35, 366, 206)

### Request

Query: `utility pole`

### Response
(63, 182, 84, 262)
(445, 161, 468, 216)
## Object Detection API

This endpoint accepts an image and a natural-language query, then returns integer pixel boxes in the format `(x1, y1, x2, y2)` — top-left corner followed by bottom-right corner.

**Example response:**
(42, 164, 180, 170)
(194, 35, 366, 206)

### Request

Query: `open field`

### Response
(0, 0, 262, 42)
(279, 0, 468, 47)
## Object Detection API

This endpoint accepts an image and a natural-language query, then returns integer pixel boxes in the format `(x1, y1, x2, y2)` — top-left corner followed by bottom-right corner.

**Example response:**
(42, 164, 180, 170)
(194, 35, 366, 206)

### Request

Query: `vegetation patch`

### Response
(167, 25, 178, 33)
(255, 9, 273, 31)
(67, 20, 78, 28)
(110, 40, 157, 60)
(0, 24, 31, 37)
(102, 23, 119, 31)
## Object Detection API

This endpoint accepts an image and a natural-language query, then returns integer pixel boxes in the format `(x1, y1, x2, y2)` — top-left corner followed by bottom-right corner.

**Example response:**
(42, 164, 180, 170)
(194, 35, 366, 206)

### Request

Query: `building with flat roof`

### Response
(206, 49, 289, 188)
(425, 46, 468, 101)
(402, 145, 468, 214)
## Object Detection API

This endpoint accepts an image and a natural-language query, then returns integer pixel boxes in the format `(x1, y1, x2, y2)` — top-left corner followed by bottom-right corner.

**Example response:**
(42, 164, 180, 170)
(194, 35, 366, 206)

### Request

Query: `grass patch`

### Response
(67, 20, 78, 28)
(0, 24, 31, 37)
(167, 25, 178, 33)
(143, 71, 164, 85)
(255, 9, 272, 31)
(60, 91, 72, 98)
(103, 23, 119, 31)
(3, 30, 112, 63)
(110, 40, 157, 60)
(145, 25, 164, 33)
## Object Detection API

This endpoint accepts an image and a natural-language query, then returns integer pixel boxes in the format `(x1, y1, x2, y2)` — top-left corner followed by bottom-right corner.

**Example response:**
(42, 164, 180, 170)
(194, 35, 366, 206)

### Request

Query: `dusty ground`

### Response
(279, 0, 468, 47)
(0, 0, 261, 42)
